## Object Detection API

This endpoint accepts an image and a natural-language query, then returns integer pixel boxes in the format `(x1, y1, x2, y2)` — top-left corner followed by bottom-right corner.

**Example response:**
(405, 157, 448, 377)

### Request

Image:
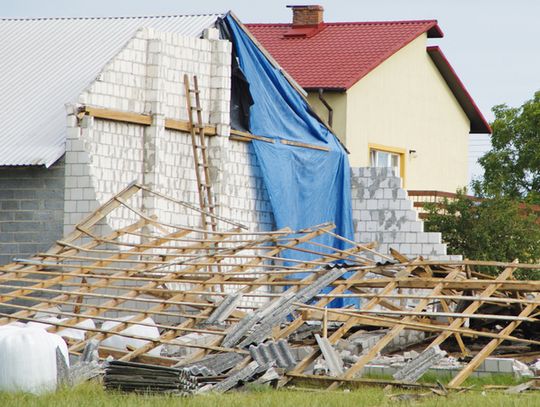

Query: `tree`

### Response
(473, 91, 540, 204)
(424, 191, 540, 279)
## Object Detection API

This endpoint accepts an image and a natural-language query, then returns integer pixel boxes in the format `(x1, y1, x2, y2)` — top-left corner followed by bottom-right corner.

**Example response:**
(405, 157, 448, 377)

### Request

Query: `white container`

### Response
(27, 317, 96, 341)
(101, 316, 161, 356)
(0, 326, 69, 394)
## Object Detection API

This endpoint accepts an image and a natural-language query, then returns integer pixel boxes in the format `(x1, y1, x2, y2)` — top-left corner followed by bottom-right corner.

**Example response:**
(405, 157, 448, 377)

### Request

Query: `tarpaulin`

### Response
(224, 15, 354, 265)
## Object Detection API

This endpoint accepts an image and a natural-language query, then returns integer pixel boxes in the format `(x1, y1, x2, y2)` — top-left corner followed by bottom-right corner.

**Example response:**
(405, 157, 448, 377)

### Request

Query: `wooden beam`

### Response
(280, 139, 330, 152)
(327, 267, 463, 390)
(82, 106, 152, 126)
(164, 118, 216, 136)
(427, 264, 516, 352)
(79, 106, 333, 153)
(448, 292, 540, 388)
(230, 129, 275, 143)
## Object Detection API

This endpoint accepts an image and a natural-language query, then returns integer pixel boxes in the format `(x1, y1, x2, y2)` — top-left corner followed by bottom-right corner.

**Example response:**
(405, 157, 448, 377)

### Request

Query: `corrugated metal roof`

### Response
(0, 14, 223, 167)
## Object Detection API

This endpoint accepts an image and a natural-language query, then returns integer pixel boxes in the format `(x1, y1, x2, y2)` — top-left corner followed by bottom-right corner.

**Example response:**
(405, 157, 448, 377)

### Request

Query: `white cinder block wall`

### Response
(64, 27, 274, 236)
(351, 167, 461, 260)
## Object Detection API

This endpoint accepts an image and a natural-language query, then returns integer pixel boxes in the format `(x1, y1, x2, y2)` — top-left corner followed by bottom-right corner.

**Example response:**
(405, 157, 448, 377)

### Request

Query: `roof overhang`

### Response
(427, 46, 491, 134)
(426, 23, 444, 38)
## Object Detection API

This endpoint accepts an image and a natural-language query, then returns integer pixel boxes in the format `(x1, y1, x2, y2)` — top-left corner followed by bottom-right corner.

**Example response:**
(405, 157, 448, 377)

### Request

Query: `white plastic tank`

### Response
(0, 326, 69, 394)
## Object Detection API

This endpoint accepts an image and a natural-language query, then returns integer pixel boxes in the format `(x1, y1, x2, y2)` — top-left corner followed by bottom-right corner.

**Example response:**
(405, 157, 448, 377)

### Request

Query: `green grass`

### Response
(0, 381, 538, 407)
(364, 371, 524, 387)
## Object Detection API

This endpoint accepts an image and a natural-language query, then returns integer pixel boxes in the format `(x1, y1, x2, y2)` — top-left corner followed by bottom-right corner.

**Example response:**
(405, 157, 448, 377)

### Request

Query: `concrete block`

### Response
(383, 189, 394, 199)
(498, 359, 514, 373)
(400, 200, 413, 210)
(400, 244, 411, 254)
(405, 210, 417, 221)
(405, 233, 417, 243)
(366, 200, 377, 210)
(410, 244, 422, 255)
(483, 358, 499, 372)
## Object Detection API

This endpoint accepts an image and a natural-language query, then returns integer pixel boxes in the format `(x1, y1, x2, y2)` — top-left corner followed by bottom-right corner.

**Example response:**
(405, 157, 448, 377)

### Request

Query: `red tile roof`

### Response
(246, 20, 443, 90)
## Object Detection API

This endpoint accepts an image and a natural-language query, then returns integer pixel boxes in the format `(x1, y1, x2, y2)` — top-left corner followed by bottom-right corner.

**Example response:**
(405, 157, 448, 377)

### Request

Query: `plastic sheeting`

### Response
(224, 15, 354, 260)
(0, 326, 69, 394)
(225, 15, 356, 307)
(101, 316, 162, 357)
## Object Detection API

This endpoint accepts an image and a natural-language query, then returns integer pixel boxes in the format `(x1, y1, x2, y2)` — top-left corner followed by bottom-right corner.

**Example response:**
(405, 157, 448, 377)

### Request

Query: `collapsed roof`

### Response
(0, 183, 538, 392)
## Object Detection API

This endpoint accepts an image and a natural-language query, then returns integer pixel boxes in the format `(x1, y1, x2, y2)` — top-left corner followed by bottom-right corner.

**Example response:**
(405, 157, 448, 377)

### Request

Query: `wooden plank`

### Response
(81, 106, 218, 136)
(438, 298, 468, 355)
(281, 262, 421, 387)
(448, 292, 540, 388)
(82, 106, 152, 126)
(286, 372, 445, 390)
(327, 278, 540, 292)
(146, 228, 355, 364)
(327, 267, 463, 390)
(164, 118, 216, 136)
(427, 264, 517, 351)
(61, 228, 242, 347)
(67, 226, 298, 356)
(229, 129, 331, 152)
(295, 303, 540, 347)
(230, 129, 275, 143)
(280, 139, 330, 152)
(0, 226, 194, 325)
(275, 268, 371, 339)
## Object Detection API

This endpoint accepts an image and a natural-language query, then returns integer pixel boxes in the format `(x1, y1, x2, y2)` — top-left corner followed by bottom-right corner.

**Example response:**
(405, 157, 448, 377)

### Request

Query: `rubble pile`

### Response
(0, 184, 539, 394)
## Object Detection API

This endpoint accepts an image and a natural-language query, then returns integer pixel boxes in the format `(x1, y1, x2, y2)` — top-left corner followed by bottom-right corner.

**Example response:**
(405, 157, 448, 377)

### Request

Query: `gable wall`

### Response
(345, 34, 470, 192)
(64, 28, 274, 238)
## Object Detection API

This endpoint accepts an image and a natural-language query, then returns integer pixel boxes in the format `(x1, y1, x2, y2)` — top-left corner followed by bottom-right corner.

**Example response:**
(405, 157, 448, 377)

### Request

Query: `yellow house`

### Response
(247, 5, 491, 192)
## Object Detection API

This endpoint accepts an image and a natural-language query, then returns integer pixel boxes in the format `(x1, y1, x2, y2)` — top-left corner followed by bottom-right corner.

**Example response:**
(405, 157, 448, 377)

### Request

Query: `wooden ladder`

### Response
(184, 74, 217, 233)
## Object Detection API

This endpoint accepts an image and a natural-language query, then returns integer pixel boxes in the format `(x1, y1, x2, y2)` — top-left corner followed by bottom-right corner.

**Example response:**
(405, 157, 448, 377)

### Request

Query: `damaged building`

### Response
(0, 10, 539, 397)
(0, 11, 459, 266)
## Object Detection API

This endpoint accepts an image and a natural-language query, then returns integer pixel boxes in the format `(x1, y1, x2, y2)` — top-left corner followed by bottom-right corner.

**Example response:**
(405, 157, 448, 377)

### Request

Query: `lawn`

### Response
(0, 381, 538, 407)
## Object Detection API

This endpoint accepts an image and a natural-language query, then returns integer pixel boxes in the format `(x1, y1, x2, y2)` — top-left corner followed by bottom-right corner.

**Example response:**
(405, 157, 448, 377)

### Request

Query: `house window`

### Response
(368, 144, 406, 182)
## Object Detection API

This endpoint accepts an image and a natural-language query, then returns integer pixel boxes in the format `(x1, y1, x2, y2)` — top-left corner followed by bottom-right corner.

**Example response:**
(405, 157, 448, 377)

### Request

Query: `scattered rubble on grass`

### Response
(0, 184, 540, 395)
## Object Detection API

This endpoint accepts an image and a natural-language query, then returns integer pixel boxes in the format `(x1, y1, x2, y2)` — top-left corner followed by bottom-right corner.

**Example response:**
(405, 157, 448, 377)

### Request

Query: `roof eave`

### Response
(304, 86, 347, 92)
(427, 46, 492, 134)
(427, 22, 444, 38)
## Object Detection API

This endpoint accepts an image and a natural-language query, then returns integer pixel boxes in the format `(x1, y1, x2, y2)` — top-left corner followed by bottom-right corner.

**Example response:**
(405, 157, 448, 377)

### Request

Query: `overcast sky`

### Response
(3, 0, 539, 183)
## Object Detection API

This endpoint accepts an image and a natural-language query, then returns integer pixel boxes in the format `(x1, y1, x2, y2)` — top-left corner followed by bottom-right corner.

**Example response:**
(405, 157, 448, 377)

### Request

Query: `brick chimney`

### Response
(287, 5, 324, 27)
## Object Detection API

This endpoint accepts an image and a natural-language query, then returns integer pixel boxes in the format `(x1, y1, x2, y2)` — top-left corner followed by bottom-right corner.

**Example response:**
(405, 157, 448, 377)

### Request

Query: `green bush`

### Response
(424, 191, 540, 279)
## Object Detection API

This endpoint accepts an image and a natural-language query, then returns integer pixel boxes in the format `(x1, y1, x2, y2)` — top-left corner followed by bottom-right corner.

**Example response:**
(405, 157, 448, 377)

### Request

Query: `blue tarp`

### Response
(225, 16, 355, 304)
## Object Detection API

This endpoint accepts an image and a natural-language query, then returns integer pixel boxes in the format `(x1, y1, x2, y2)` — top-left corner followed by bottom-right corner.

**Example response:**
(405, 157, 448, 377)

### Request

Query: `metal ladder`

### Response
(184, 74, 217, 233)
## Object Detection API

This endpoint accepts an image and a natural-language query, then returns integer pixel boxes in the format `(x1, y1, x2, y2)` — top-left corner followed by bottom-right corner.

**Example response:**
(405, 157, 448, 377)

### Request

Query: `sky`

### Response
(3, 0, 539, 184)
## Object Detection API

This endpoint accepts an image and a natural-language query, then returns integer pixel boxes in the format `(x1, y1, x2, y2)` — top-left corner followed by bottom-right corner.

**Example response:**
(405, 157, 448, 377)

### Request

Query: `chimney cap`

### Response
(286, 4, 324, 10)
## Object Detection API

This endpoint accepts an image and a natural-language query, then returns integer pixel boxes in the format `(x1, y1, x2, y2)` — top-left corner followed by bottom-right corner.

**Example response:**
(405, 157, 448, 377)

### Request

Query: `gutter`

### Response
(318, 88, 333, 127)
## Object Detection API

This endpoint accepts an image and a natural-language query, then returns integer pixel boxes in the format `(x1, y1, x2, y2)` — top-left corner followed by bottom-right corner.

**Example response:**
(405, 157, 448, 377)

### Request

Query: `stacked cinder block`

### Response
(351, 167, 460, 260)
(218, 141, 275, 232)
(0, 159, 65, 264)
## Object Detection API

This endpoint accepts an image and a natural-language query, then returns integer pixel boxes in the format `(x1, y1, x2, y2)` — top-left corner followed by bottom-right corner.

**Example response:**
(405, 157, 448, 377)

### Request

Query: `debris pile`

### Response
(104, 360, 198, 395)
(0, 184, 539, 394)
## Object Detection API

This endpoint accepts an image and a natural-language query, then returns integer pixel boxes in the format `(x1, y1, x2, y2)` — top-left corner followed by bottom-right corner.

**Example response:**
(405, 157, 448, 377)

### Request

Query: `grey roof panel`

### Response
(0, 14, 222, 166)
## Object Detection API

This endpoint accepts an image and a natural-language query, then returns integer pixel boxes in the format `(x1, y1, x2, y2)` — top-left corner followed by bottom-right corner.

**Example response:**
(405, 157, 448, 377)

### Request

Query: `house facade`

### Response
(247, 5, 491, 192)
